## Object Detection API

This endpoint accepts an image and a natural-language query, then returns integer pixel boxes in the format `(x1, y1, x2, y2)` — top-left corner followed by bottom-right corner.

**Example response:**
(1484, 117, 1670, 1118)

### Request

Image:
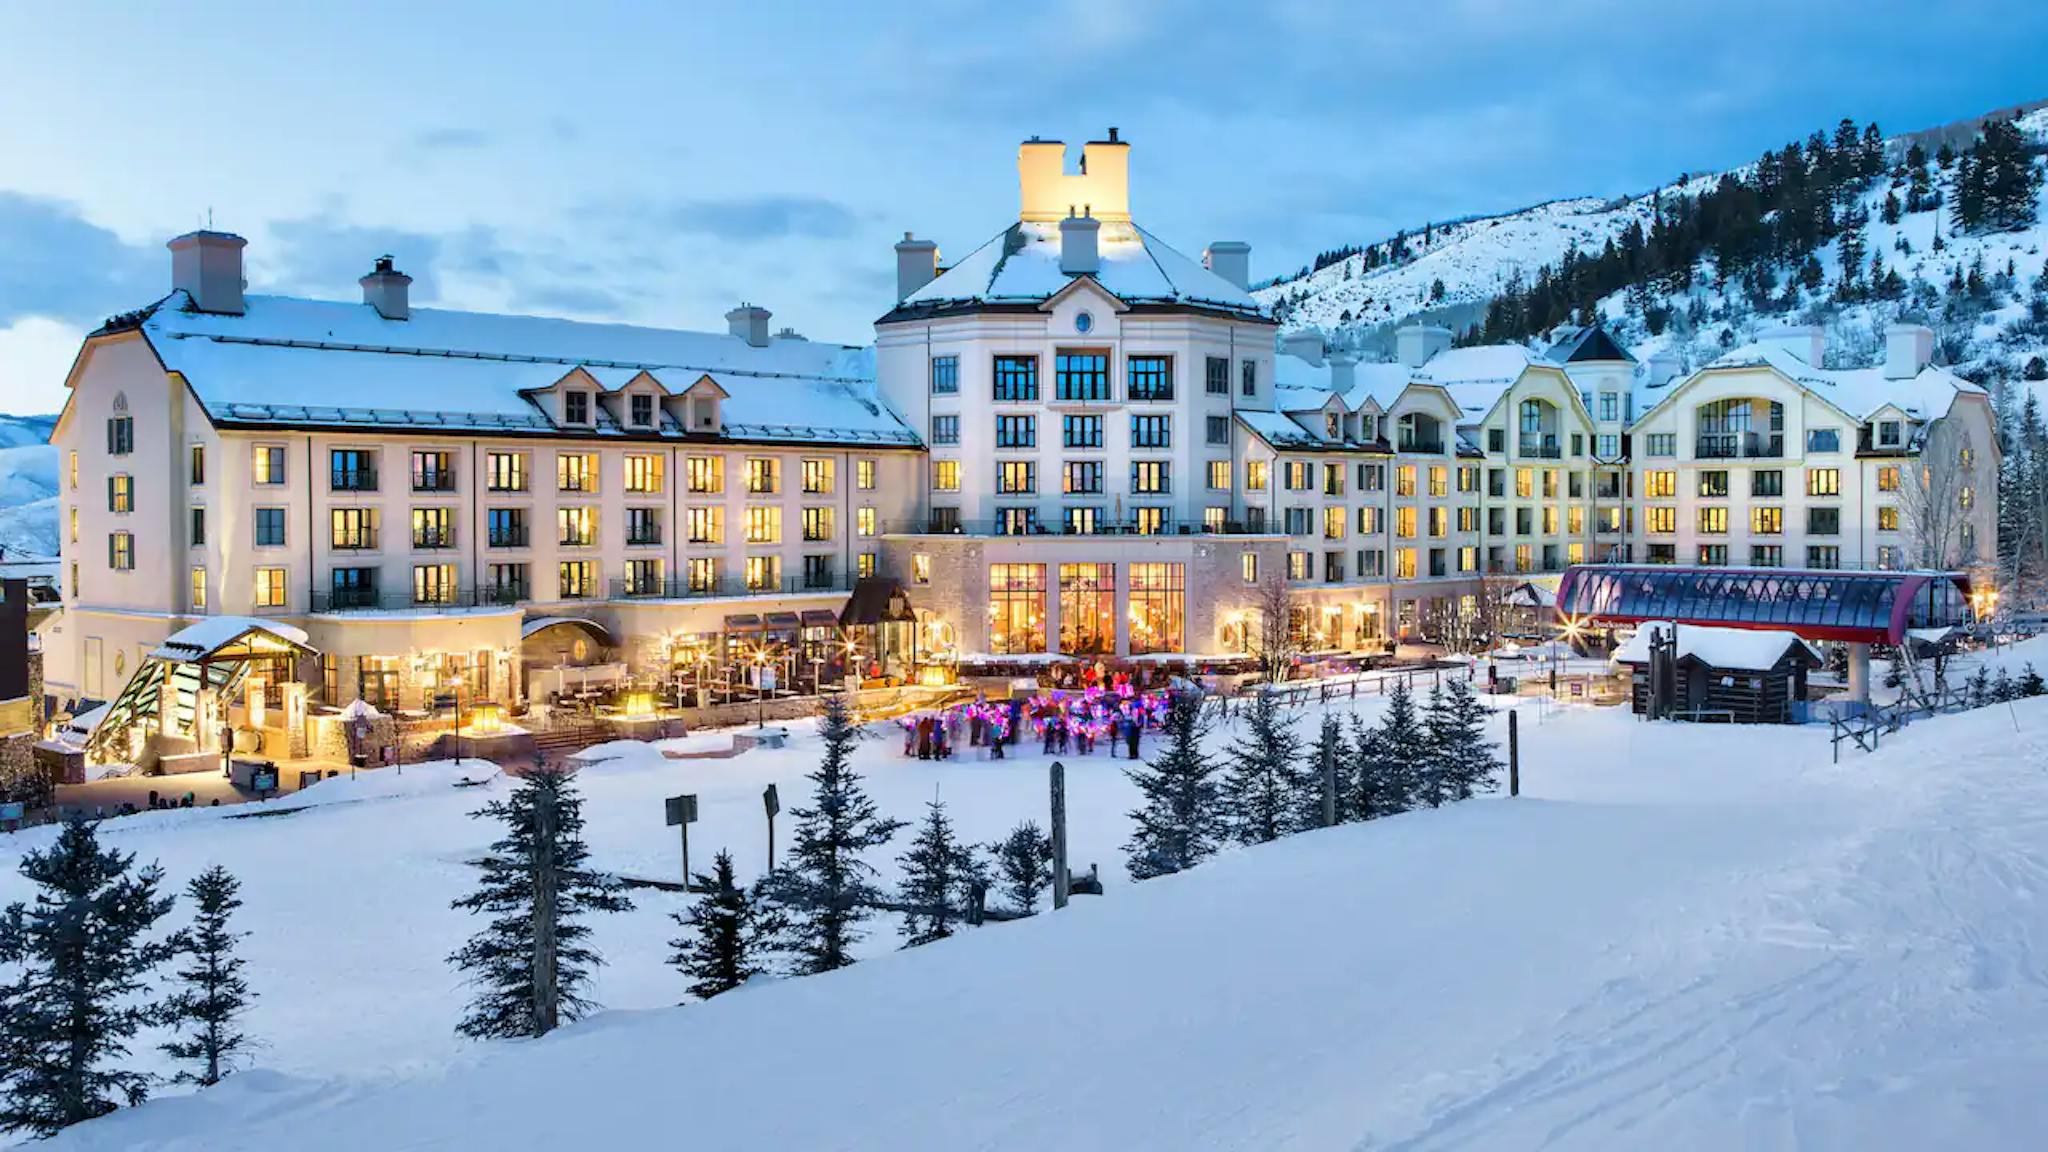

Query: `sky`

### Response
(1, 0, 2044, 414)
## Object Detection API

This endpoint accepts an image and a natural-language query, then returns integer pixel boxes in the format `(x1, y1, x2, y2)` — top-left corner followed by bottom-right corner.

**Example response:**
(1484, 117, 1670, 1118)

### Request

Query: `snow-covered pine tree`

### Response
(761, 695, 905, 973)
(1220, 688, 1308, 844)
(1373, 681, 1430, 813)
(1416, 683, 1453, 808)
(448, 765, 631, 1039)
(1124, 691, 1223, 880)
(1347, 713, 1390, 821)
(896, 797, 987, 947)
(671, 849, 780, 1001)
(1967, 665, 1993, 708)
(1435, 677, 1500, 801)
(993, 821, 1053, 915)
(162, 865, 254, 1086)
(1992, 666, 2016, 703)
(0, 820, 177, 1137)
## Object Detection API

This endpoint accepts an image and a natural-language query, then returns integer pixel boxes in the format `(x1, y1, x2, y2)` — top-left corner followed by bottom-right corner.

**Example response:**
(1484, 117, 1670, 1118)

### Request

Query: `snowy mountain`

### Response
(0, 414, 57, 561)
(1258, 104, 2048, 390)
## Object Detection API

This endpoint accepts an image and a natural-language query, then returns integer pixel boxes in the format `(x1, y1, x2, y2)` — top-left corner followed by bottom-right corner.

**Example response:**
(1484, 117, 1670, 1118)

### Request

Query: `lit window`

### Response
(857, 507, 877, 537)
(933, 460, 961, 491)
(190, 567, 206, 609)
(557, 453, 597, 493)
(857, 459, 877, 490)
(912, 553, 932, 584)
(745, 458, 779, 494)
(253, 566, 287, 607)
(623, 454, 665, 494)
(802, 458, 835, 495)
(687, 456, 724, 494)
(802, 507, 835, 542)
(744, 506, 782, 544)
(254, 446, 286, 485)
(108, 532, 135, 572)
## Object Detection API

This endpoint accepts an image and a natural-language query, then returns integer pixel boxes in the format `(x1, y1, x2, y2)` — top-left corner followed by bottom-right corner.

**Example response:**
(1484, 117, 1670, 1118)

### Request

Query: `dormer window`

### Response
(630, 393, 655, 428)
(564, 390, 590, 425)
(1877, 420, 1901, 448)
(1325, 413, 1340, 438)
(1361, 414, 1377, 441)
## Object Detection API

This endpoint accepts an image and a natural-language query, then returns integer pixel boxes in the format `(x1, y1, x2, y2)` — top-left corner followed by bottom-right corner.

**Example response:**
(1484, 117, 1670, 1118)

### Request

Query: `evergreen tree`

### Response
(1967, 664, 1992, 708)
(1347, 713, 1388, 821)
(1956, 118, 2042, 233)
(1433, 677, 1500, 801)
(670, 850, 779, 1001)
(1372, 682, 1430, 813)
(449, 765, 630, 1039)
(895, 797, 985, 947)
(1416, 683, 1453, 808)
(161, 865, 254, 1086)
(761, 696, 904, 973)
(1992, 666, 2017, 703)
(0, 820, 177, 1137)
(1124, 692, 1224, 880)
(1220, 689, 1308, 844)
(993, 821, 1053, 915)
(2020, 663, 2046, 697)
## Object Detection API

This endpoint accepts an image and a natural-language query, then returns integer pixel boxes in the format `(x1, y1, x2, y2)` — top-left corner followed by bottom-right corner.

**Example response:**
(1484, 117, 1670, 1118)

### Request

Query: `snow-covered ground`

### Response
(19, 641, 2048, 1150)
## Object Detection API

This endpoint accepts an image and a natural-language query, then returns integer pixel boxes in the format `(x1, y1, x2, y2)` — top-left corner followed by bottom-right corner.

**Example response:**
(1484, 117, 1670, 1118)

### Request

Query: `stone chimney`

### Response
(359, 255, 412, 320)
(1883, 322, 1935, 379)
(1281, 330, 1325, 366)
(1758, 324, 1825, 367)
(1643, 348, 1683, 389)
(1059, 209, 1101, 276)
(725, 303, 771, 348)
(1204, 240, 1251, 291)
(1328, 350, 1358, 393)
(1395, 323, 1452, 369)
(894, 232, 939, 301)
(167, 230, 247, 315)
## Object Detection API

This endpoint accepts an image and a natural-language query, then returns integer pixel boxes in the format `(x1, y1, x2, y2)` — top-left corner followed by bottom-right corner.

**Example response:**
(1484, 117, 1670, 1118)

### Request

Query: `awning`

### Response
(152, 617, 315, 662)
(765, 612, 803, 632)
(840, 577, 917, 627)
(800, 610, 841, 629)
(724, 614, 764, 633)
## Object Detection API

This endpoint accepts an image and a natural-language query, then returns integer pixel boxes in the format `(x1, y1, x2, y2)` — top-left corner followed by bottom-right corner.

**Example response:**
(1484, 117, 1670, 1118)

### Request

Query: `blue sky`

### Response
(2, 0, 2044, 413)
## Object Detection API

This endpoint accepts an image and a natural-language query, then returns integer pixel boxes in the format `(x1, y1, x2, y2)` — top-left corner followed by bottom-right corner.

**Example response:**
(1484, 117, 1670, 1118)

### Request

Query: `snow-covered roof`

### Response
(1236, 410, 1330, 450)
(129, 294, 918, 448)
(1612, 622, 1821, 671)
(1702, 342, 1984, 422)
(1414, 345, 1542, 419)
(151, 617, 313, 662)
(1543, 326, 1635, 365)
(893, 221, 1265, 319)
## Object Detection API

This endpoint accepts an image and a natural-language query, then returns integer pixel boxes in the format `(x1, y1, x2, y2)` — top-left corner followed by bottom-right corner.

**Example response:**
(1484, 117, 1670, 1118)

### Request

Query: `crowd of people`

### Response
(898, 676, 1177, 763)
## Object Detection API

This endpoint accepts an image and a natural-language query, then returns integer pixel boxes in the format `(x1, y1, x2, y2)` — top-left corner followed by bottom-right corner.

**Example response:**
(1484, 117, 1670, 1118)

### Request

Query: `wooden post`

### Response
(1050, 760, 1069, 910)
(1508, 709, 1520, 797)
(532, 779, 559, 1037)
(1320, 734, 1337, 827)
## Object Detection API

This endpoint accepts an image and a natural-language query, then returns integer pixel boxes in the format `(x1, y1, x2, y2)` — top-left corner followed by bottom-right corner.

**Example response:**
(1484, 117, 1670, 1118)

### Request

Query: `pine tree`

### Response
(0, 820, 177, 1137)
(1220, 688, 1308, 844)
(1124, 692, 1223, 880)
(2020, 663, 2046, 697)
(761, 695, 904, 973)
(1967, 664, 1992, 708)
(1373, 682, 1431, 811)
(449, 765, 631, 1039)
(162, 865, 254, 1086)
(992, 821, 1053, 915)
(670, 850, 779, 1002)
(896, 797, 986, 947)
(1992, 667, 2017, 703)
(1956, 118, 2042, 233)
(1433, 677, 1500, 801)
(1416, 683, 1453, 808)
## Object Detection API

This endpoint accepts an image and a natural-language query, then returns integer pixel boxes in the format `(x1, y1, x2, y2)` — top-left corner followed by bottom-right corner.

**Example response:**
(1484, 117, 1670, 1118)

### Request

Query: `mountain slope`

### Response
(1258, 105, 2048, 387)
(0, 415, 57, 560)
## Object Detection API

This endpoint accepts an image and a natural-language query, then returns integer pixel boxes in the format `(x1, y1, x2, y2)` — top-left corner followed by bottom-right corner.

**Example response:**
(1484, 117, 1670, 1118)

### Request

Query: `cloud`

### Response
(0, 192, 161, 327)
(663, 195, 859, 241)
(412, 126, 492, 151)
(265, 216, 449, 300)
(511, 281, 630, 316)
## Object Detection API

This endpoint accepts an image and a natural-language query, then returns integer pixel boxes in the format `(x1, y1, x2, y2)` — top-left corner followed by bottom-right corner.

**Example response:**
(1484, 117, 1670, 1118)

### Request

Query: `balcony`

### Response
(1695, 432, 1784, 460)
(411, 471, 457, 493)
(1516, 434, 1562, 459)
(330, 533, 380, 552)
(606, 575, 856, 601)
(626, 530, 664, 547)
(1396, 436, 1445, 454)
(880, 517, 1277, 537)
(412, 531, 454, 551)
(330, 468, 378, 492)
(310, 586, 525, 614)
(487, 528, 529, 549)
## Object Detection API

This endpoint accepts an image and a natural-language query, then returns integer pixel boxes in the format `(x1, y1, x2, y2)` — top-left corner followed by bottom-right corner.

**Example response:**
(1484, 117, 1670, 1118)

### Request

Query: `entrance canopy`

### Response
(1556, 565, 1973, 645)
(152, 617, 315, 662)
(520, 616, 615, 647)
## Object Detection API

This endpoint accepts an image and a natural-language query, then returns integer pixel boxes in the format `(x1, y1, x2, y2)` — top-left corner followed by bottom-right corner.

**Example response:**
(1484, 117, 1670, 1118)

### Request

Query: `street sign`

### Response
(665, 794, 699, 827)
(762, 783, 779, 818)
(761, 667, 778, 693)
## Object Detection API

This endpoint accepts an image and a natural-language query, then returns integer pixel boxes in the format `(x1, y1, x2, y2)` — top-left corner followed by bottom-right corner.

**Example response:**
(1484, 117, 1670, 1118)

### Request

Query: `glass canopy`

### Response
(1555, 565, 1973, 644)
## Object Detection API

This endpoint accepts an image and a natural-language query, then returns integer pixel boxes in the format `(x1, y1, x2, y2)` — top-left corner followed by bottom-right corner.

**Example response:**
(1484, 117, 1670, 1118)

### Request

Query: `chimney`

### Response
(166, 230, 247, 315)
(1328, 350, 1358, 394)
(773, 326, 807, 342)
(1059, 208, 1100, 276)
(1395, 323, 1452, 369)
(725, 303, 771, 348)
(1204, 240, 1251, 291)
(1758, 324, 1825, 367)
(895, 232, 939, 301)
(1883, 322, 1935, 379)
(1281, 329, 1325, 366)
(358, 255, 412, 321)
(1643, 348, 1683, 389)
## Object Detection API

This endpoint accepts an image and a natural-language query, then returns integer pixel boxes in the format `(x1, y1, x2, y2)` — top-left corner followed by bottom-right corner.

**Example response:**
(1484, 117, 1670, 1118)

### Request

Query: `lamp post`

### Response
(448, 674, 465, 768)
(752, 648, 769, 730)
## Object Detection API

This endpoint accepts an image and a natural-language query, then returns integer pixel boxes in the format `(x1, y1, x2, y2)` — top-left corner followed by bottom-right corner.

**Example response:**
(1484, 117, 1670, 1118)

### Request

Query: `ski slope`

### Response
(34, 653, 2048, 1151)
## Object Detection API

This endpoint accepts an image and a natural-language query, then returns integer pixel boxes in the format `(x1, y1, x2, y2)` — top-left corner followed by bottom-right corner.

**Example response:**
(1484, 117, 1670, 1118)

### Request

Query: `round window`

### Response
(1074, 311, 1094, 334)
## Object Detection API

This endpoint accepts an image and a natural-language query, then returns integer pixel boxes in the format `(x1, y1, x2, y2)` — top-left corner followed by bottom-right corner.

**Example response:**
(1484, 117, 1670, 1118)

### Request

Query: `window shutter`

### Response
(106, 534, 115, 568)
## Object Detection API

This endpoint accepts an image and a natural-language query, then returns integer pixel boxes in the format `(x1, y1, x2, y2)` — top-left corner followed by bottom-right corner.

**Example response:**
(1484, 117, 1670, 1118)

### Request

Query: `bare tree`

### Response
(1423, 574, 1520, 655)
(1901, 418, 1969, 570)
(1241, 570, 1299, 683)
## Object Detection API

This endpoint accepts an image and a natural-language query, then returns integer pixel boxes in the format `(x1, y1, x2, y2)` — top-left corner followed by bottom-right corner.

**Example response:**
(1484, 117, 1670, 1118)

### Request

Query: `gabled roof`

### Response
(1543, 326, 1636, 365)
(1612, 621, 1820, 671)
(1698, 342, 1984, 422)
(885, 220, 1266, 322)
(1414, 345, 1541, 420)
(151, 617, 313, 662)
(118, 293, 919, 447)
